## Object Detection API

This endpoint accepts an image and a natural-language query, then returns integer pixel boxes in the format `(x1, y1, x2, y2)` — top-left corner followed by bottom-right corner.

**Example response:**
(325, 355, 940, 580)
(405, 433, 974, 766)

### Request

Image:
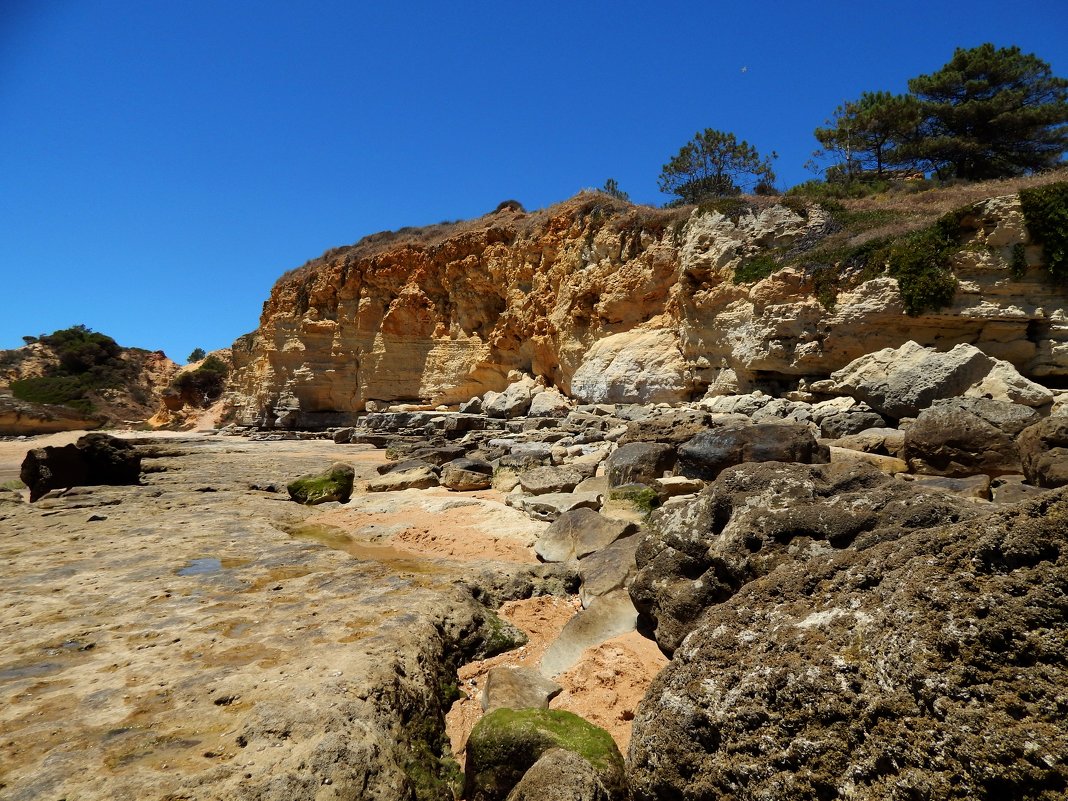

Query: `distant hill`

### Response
(0, 326, 178, 434)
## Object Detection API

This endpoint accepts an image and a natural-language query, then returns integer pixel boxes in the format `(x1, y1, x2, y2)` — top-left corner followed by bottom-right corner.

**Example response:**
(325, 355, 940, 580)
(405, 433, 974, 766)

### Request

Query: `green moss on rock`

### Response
(464, 708, 626, 801)
(480, 610, 528, 658)
(286, 462, 355, 505)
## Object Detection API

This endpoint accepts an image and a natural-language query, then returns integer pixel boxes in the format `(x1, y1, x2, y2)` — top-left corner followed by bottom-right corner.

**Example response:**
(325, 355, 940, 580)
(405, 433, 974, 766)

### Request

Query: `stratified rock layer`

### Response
(225, 191, 1068, 427)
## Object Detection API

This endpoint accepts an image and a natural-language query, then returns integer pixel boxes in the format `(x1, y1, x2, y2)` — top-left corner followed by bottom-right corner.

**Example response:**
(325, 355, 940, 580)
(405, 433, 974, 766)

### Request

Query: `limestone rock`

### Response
(519, 466, 584, 496)
(604, 442, 676, 487)
(481, 666, 562, 712)
(616, 408, 712, 445)
(534, 508, 637, 563)
(676, 422, 828, 482)
(577, 535, 640, 608)
(829, 341, 1053, 420)
(508, 492, 602, 522)
(539, 591, 638, 678)
(570, 329, 692, 404)
(225, 193, 1068, 425)
(486, 380, 535, 419)
(464, 708, 626, 801)
(909, 473, 992, 500)
(0, 395, 105, 436)
(21, 433, 141, 502)
(505, 748, 611, 801)
(628, 489, 1068, 801)
(1018, 416, 1068, 487)
(527, 387, 572, 418)
(833, 427, 906, 458)
(630, 461, 979, 654)
(286, 462, 355, 504)
(828, 445, 908, 475)
(366, 465, 439, 492)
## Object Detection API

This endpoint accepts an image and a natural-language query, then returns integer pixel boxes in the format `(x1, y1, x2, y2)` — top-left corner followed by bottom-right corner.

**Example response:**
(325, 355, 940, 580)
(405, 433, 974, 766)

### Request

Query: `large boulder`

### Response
(505, 748, 612, 801)
(604, 442, 676, 487)
(486, 381, 535, 419)
(826, 341, 1052, 420)
(570, 329, 692, 404)
(1018, 416, 1068, 488)
(676, 422, 828, 482)
(628, 489, 1068, 801)
(616, 409, 712, 446)
(527, 387, 572, 418)
(904, 398, 1042, 477)
(20, 433, 141, 502)
(519, 466, 585, 496)
(286, 462, 355, 504)
(629, 461, 979, 655)
(464, 708, 626, 801)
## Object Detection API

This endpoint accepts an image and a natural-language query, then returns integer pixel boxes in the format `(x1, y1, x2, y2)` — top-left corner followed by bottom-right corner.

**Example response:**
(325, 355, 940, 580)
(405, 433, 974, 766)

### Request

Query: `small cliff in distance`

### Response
(225, 173, 1068, 429)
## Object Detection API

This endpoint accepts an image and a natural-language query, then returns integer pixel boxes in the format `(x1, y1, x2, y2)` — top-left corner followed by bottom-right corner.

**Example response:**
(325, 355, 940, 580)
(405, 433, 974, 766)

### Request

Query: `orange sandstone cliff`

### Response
(225, 188, 1068, 428)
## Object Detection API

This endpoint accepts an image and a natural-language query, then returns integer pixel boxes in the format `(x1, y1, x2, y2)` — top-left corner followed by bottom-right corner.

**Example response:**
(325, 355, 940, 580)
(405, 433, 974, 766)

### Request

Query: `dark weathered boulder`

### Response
(817, 406, 888, 438)
(904, 398, 1040, 477)
(676, 422, 828, 482)
(408, 444, 468, 466)
(464, 708, 626, 801)
(505, 748, 612, 801)
(628, 489, 1068, 801)
(604, 442, 675, 488)
(286, 462, 355, 504)
(629, 461, 979, 655)
(377, 458, 439, 476)
(21, 433, 141, 502)
(1018, 416, 1068, 488)
(617, 409, 712, 445)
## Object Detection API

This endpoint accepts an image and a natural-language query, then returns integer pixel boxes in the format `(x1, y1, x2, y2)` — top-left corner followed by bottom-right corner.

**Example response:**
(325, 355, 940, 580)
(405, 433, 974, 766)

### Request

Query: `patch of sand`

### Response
(309, 488, 546, 564)
(446, 595, 579, 765)
(549, 631, 668, 753)
(445, 596, 668, 763)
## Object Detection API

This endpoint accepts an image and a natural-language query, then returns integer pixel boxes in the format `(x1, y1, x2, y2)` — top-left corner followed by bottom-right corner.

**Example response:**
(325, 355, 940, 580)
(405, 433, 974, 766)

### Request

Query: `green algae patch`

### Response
(286, 462, 355, 505)
(464, 708, 625, 801)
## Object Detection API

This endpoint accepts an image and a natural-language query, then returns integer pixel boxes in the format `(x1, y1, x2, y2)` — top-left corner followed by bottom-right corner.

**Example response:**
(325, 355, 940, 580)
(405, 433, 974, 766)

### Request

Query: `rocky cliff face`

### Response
(226, 188, 1068, 428)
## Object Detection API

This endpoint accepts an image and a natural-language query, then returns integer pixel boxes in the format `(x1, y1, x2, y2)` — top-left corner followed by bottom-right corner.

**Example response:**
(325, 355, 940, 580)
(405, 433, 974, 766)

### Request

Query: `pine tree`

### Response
(658, 129, 776, 203)
(909, 44, 1068, 179)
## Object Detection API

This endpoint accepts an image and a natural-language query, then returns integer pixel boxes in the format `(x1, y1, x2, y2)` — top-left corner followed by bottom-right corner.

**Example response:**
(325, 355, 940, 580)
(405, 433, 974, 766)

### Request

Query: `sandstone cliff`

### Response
(226, 182, 1068, 428)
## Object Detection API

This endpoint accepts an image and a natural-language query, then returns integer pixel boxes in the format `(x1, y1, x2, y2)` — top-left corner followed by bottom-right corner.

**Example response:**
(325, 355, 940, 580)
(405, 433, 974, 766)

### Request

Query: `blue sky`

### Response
(2, 1, 1066, 362)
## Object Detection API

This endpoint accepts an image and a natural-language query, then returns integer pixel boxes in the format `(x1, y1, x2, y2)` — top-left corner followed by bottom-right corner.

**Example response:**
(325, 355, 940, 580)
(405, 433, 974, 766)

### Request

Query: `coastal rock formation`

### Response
(224, 188, 1068, 428)
(628, 487, 1068, 801)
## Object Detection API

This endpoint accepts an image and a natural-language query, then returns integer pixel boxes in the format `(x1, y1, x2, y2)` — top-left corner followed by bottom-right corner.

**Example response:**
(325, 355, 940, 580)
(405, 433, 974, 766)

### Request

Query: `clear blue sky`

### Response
(2, 1, 1066, 362)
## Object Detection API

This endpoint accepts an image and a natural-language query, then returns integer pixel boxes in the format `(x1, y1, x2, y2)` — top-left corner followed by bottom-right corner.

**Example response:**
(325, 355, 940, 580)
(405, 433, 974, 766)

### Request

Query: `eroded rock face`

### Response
(224, 192, 1068, 427)
(629, 461, 979, 655)
(628, 490, 1068, 801)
